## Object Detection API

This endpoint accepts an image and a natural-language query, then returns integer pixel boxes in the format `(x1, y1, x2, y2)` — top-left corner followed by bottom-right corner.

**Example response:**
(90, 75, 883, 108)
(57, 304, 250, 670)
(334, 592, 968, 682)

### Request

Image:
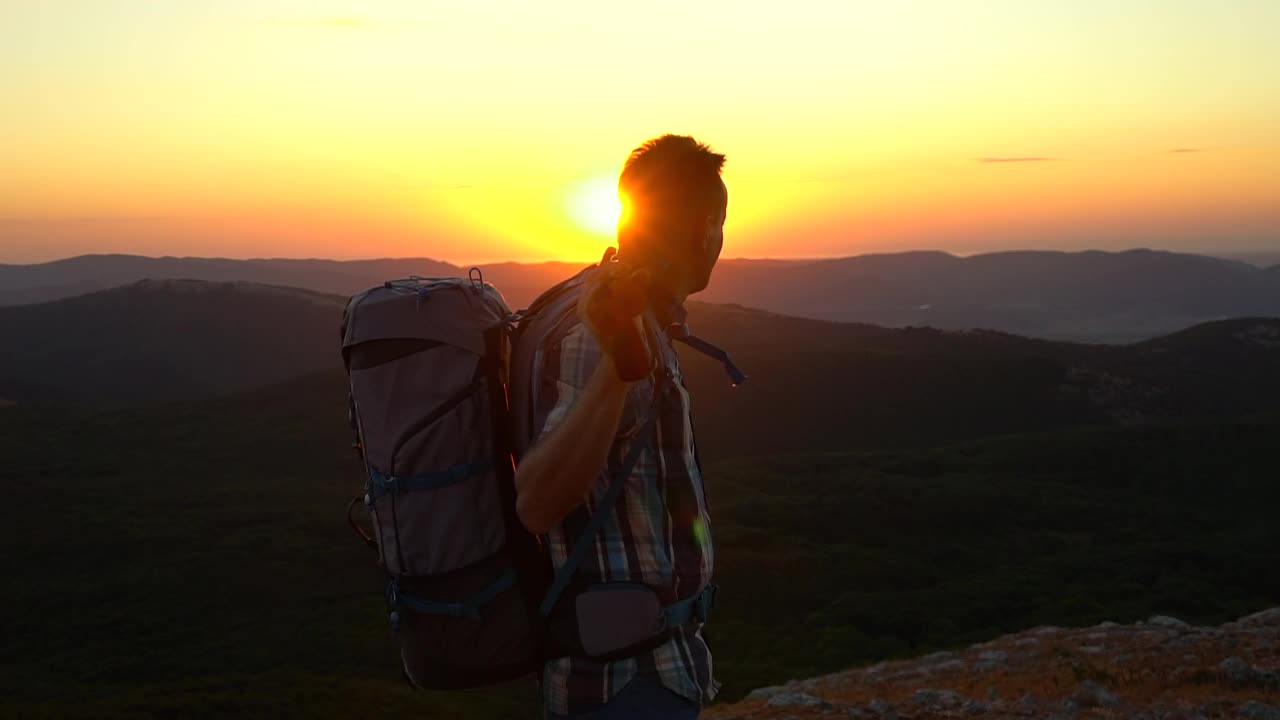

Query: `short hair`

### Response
(618, 135, 726, 234)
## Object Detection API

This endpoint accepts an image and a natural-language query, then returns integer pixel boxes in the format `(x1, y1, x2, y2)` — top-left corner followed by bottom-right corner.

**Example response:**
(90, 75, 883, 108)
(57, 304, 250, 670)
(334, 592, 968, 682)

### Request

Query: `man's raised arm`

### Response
(514, 259, 650, 535)
(514, 354, 634, 534)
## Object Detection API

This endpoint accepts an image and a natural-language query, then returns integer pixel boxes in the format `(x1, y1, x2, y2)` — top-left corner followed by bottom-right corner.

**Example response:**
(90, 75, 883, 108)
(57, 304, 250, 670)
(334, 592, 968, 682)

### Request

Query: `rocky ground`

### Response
(708, 608, 1280, 720)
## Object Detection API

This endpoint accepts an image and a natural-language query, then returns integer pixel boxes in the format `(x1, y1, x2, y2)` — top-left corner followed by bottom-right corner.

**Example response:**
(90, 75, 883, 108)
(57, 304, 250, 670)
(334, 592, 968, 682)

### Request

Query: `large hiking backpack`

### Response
(341, 273, 545, 688)
(340, 267, 744, 690)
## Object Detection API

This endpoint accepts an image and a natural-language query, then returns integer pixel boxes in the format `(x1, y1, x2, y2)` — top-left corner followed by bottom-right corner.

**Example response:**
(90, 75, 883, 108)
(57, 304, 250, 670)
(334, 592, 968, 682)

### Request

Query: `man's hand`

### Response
(579, 249, 653, 382)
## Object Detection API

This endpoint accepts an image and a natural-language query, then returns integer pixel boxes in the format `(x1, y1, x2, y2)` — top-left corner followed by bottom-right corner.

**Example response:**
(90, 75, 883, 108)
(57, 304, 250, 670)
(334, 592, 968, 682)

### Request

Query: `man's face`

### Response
(686, 179, 728, 294)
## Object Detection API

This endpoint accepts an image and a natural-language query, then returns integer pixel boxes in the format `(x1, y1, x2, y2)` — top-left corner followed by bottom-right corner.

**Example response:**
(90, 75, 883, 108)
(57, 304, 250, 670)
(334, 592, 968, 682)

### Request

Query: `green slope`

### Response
(2, 374, 1276, 716)
(707, 417, 1280, 694)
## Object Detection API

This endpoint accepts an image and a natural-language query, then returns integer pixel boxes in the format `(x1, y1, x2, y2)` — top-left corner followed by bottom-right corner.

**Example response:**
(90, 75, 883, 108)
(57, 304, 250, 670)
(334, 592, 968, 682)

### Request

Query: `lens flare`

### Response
(567, 176, 623, 237)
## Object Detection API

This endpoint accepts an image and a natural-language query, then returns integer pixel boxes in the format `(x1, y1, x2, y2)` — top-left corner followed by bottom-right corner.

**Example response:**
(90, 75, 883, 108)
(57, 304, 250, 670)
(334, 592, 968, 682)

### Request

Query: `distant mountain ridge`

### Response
(3, 279, 1279, 461)
(698, 248, 1280, 342)
(0, 253, 579, 311)
(1218, 250, 1280, 268)
(0, 279, 345, 406)
(3, 248, 1278, 341)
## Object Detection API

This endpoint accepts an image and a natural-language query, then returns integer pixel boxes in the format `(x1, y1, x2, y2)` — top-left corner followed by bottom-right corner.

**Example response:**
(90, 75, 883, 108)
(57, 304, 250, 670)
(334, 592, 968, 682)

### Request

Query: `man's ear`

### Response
(697, 214, 720, 254)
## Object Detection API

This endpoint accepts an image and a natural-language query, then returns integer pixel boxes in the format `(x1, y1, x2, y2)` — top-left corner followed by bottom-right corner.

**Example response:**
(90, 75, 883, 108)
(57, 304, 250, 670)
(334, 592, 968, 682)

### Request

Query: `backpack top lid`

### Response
(342, 277, 511, 357)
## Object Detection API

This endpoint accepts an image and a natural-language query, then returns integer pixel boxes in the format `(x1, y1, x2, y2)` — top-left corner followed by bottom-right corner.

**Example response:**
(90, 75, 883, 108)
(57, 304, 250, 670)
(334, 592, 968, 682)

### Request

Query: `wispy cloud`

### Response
(419, 180, 565, 193)
(1168, 148, 1203, 154)
(977, 157, 1058, 164)
(270, 16, 368, 30)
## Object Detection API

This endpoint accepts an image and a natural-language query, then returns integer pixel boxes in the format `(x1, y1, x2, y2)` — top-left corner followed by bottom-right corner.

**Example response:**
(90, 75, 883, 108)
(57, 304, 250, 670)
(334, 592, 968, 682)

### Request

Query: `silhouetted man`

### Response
(515, 135, 727, 719)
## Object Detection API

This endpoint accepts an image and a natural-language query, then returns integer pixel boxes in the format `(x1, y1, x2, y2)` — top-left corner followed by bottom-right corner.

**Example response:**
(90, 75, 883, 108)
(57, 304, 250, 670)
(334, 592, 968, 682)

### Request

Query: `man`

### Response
(514, 134, 728, 719)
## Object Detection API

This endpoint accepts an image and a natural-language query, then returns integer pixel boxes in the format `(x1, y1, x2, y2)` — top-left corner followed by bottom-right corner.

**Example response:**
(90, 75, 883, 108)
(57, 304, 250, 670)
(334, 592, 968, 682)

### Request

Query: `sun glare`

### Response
(567, 176, 623, 237)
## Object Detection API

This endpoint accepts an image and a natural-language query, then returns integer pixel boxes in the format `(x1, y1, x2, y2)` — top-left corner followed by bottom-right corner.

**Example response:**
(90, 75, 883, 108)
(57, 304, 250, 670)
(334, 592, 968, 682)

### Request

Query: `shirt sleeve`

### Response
(533, 323, 647, 446)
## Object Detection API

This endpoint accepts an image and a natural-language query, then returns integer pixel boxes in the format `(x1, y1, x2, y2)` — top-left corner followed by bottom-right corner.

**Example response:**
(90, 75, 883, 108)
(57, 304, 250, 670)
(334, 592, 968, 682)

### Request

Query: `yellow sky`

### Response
(2, 1, 1278, 264)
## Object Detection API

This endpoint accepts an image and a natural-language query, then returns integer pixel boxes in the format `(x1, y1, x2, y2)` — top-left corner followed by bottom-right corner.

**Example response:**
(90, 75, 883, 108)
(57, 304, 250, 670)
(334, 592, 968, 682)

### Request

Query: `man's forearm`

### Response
(514, 359, 633, 534)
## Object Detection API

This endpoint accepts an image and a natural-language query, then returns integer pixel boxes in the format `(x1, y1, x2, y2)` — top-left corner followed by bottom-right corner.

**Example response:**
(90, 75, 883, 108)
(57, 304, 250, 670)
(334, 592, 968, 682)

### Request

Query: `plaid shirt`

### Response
(532, 311, 719, 716)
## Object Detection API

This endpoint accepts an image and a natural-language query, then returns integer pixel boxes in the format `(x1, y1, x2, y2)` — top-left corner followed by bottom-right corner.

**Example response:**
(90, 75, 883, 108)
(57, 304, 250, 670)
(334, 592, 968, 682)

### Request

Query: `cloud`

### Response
(977, 157, 1058, 164)
(271, 16, 368, 29)
(1168, 148, 1203, 154)
(419, 180, 565, 193)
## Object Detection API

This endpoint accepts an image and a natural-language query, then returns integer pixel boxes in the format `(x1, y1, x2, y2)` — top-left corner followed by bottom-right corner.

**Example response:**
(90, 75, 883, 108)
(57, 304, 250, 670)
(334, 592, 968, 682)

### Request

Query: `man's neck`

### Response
(617, 241, 689, 306)
(649, 285, 688, 329)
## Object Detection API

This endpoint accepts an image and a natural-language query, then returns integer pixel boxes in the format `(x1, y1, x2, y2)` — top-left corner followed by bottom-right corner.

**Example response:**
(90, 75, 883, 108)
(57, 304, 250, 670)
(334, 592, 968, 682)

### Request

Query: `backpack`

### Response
(340, 265, 744, 690)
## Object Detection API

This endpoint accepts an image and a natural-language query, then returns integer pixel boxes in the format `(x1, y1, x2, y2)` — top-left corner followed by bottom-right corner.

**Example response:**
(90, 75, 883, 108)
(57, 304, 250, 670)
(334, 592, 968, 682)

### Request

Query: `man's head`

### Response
(616, 134, 727, 297)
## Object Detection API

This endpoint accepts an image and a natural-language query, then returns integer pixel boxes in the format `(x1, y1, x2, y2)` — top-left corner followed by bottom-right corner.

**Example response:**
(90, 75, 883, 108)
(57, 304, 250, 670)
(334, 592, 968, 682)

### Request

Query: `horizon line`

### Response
(4, 246, 1279, 268)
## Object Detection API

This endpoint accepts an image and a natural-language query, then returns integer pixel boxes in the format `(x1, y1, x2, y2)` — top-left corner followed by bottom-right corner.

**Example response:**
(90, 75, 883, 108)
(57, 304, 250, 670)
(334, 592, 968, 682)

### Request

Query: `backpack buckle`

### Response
(386, 578, 401, 609)
(694, 583, 718, 623)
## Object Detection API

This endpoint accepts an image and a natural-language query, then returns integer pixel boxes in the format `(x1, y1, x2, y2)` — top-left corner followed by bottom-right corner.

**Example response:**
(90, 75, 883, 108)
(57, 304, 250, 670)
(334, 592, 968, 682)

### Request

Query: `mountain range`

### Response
(4, 249, 1278, 341)
(1223, 251, 1280, 268)
(3, 280, 1279, 462)
(3, 270, 1278, 718)
(0, 280, 345, 406)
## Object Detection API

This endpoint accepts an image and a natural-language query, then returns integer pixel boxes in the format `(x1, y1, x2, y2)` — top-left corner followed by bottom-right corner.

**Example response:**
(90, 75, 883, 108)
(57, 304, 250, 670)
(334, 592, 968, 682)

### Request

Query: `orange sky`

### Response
(2, 1, 1278, 264)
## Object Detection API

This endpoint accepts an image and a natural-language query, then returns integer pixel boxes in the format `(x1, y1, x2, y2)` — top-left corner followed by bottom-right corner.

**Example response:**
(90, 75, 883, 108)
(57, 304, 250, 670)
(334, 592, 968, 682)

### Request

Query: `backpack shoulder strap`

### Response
(537, 376, 665, 618)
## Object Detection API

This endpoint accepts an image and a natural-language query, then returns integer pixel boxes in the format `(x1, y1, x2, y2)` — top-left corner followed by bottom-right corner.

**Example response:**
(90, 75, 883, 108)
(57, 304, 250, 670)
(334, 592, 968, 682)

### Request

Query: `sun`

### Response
(567, 176, 624, 237)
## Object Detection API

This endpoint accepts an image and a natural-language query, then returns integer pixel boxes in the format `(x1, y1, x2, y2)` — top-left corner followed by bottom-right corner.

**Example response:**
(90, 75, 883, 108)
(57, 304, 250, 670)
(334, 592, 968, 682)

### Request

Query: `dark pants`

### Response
(547, 675, 700, 720)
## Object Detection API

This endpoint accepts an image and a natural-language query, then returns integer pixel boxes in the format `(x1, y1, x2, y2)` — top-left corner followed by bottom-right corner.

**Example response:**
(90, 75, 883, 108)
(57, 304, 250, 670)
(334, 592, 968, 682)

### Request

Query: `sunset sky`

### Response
(3, 1, 1278, 264)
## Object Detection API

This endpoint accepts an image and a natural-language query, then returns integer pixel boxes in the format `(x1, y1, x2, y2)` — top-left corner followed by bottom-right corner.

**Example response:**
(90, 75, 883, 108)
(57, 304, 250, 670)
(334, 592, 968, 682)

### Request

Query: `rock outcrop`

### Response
(709, 608, 1280, 719)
